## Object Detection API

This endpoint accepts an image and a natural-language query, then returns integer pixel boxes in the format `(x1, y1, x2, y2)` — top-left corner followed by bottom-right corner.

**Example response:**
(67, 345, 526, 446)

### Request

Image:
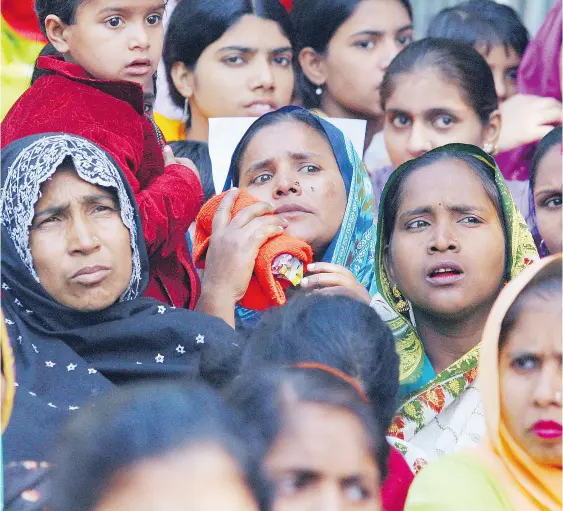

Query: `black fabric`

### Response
(1, 134, 241, 462)
(170, 139, 215, 201)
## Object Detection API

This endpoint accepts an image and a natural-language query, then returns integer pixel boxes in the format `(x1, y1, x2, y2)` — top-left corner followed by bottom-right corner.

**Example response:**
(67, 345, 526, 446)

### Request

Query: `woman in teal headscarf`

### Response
(196, 106, 378, 328)
(370, 143, 538, 473)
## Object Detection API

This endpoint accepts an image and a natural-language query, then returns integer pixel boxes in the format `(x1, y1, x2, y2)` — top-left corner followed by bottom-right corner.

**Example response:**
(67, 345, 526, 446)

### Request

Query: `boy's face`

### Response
(475, 43, 521, 103)
(62, 0, 165, 89)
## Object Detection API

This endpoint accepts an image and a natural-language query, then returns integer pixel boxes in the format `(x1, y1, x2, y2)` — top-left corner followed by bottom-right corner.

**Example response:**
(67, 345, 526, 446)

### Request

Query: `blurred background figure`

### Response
(1, 0, 45, 118)
(52, 382, 268, 511)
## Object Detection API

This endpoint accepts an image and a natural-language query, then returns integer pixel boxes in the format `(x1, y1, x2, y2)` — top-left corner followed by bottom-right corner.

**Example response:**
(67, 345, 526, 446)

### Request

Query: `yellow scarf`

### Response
(476, 253, 562, 511)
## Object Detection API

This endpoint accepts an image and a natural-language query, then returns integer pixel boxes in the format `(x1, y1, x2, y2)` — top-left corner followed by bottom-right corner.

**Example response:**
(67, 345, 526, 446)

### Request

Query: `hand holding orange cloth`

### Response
(194, 189, 313, 311)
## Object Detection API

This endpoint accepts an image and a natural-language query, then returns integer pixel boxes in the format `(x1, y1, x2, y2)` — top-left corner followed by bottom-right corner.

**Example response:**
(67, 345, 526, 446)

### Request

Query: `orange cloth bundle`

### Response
(194, 189, 313, 311)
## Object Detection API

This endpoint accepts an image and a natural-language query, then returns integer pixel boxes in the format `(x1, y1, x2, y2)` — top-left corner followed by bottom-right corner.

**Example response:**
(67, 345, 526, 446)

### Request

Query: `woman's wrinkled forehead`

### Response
(36, 164, 120, 209)
(241, 119, 337, 168)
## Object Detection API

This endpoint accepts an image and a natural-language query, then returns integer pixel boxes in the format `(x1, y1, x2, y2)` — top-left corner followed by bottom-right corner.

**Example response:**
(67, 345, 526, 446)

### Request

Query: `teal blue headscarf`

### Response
(223, 106, 378, 326)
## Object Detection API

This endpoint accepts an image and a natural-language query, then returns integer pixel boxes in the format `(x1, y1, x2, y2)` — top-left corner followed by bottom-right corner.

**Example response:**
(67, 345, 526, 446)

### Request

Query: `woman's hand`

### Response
(300, 262, 371, 304)
(498, 94, 562, 153)
(196, 188, 288, 326)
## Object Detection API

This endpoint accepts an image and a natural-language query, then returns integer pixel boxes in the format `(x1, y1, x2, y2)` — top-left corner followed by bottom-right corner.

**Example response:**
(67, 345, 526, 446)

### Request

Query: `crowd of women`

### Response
(0, 0, 561, 509)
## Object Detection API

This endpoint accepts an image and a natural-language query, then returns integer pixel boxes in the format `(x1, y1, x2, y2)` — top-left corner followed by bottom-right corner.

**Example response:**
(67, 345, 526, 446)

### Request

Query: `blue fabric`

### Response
(223, 107, 378, 326)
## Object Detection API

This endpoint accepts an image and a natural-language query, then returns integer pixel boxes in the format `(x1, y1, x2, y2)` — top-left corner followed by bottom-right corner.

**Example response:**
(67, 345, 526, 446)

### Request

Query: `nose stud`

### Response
(93, 236, 100, 243)
(555, 392, 562, 404)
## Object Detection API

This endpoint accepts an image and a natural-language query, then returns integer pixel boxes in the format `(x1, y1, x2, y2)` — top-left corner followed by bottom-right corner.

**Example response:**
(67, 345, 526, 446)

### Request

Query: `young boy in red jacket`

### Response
(2, 0, 202, 309)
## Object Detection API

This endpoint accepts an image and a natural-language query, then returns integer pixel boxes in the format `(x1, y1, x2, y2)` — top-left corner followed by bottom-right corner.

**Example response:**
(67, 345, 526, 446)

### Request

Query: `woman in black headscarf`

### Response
(1, 133, 240, 463)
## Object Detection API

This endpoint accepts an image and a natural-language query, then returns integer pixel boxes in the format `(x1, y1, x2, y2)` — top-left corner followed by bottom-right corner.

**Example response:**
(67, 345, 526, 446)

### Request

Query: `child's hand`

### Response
(300, 262, 371, 304)
(498, 94, 562, 152)
(163, 145, 201, 182)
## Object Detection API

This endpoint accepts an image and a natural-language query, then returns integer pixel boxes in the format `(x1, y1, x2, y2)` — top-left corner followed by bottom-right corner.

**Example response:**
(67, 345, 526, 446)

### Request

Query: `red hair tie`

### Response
(293, 362, 369, 403)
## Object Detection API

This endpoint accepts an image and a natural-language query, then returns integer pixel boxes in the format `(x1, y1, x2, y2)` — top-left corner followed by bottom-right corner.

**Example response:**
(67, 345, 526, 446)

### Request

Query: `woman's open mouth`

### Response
(426, 261, 464, 285)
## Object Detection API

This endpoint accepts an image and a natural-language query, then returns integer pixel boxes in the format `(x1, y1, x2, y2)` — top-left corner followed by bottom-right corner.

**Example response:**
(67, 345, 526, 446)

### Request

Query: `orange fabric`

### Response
(194, 189, 313, 311)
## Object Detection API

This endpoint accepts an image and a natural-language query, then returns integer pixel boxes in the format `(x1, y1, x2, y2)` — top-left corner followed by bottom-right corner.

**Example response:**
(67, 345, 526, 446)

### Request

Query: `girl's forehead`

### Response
(75, 0, 166, 16)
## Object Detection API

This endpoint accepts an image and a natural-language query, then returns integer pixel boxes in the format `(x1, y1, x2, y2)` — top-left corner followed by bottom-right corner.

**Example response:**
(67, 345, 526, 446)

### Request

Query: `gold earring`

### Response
(392, 285, 410, 313)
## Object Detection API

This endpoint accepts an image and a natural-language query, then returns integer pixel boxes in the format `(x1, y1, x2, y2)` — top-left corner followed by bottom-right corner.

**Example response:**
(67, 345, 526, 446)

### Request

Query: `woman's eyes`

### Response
(396, 34, 413, 46)
(277, 473, 316, 495)
(405, 216, 482, 230)
(354, 40, 375, 50)
(458, 216, 483, 225)
(250, 174, 273, 185)
(405, 219, 429, 230)
(511, 354, 541, 372)
(298, 164, 320, 173)
(273, 56, 292, 67)
(343, 482, 371, 502)
(390, 114, 412, 129)
(224, 55, 292, 67)
(542, 194, 562, 208)
(223, 55, 246, 66)
(433, 115, 456, 129)
(36, 215, 60, 227)
(92, 205, 115, 214)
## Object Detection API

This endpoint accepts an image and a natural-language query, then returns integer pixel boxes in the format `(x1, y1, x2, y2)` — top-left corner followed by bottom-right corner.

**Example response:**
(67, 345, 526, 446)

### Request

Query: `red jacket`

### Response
(1, 56, 202, 309)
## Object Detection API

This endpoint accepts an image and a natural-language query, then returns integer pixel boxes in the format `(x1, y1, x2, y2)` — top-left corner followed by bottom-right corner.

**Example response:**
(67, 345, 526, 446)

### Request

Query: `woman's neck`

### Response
(320, 97, 382, 155)
(413, 301, 495, 374)
(186, 111, 209, 143)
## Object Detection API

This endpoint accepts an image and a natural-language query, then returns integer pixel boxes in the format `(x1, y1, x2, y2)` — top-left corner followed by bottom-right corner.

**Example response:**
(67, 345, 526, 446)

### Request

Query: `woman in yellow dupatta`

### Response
(370, 143, 538, 472)
(404, 253, 562, 511)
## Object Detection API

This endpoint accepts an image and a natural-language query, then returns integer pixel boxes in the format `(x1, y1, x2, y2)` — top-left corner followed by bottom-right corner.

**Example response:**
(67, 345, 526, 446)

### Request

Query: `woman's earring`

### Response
(392, 285, 410, 313)
(181, 98, 190, 124)
(484, 143, 499, 156)
(315, 86, 322, 96)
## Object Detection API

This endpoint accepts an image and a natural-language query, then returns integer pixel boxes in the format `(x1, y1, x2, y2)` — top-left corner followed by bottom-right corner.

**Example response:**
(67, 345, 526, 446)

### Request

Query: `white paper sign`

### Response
(208, 116, 367, 194)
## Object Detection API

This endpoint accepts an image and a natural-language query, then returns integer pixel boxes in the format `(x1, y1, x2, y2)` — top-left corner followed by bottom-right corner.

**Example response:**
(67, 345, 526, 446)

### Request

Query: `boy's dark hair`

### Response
(52, 381, 269, 510)
(241, 294, 399, 437)
(225, 366, 389, 480)
(380, 37, 498, 124)
(163, 0, 294, 110)
(427, 0, 529, 57)
(291, 0, 412, 108)
(35, 0, 81, 36)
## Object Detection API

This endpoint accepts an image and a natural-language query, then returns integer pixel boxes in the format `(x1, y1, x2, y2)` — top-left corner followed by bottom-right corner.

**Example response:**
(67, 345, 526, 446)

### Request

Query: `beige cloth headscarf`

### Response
(476, 253, 562, 511)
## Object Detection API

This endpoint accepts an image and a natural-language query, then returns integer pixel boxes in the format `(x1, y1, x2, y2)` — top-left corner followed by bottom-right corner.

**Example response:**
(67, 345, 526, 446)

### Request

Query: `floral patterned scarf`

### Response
(370, 144, 538, 470)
